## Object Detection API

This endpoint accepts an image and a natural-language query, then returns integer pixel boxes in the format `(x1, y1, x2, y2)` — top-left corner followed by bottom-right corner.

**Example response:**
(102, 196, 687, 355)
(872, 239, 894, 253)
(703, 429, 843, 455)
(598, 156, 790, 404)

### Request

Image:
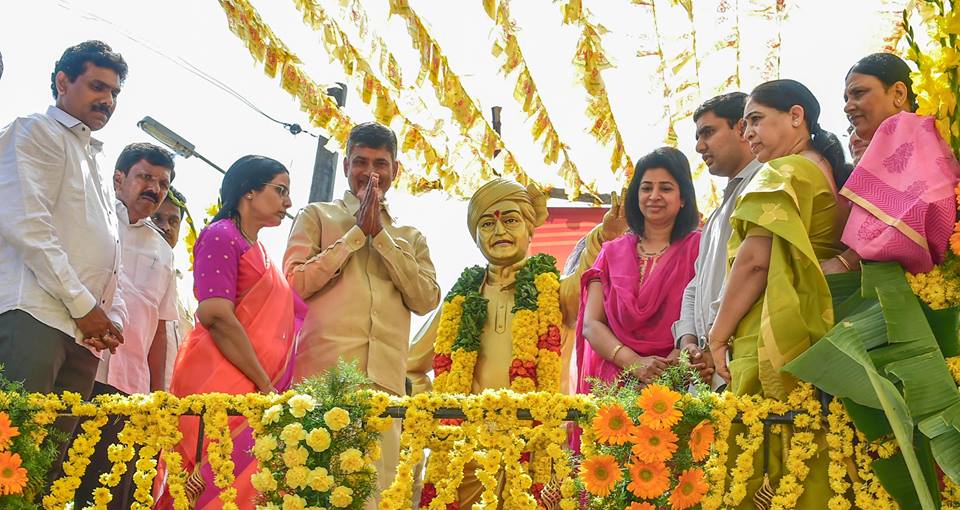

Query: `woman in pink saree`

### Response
(576, 147, 701, 392)
(824, 53, 960, 274)
(155, 155, 305, 510)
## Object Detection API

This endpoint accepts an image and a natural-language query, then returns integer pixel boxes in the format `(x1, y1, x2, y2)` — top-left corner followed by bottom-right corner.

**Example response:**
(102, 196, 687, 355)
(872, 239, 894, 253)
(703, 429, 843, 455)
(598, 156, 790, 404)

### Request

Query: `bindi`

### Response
(493, 210, 501, 219)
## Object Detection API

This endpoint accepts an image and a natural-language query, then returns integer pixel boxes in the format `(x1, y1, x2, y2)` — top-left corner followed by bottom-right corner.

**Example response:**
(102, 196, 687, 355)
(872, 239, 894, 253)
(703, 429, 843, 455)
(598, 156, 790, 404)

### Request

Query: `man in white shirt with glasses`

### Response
(76, 142, 178, 510)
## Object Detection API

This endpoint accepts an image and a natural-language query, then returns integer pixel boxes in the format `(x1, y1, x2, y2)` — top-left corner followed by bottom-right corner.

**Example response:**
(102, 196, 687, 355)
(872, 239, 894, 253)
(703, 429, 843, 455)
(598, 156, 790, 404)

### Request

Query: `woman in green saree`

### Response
(708, 79, 850, 508)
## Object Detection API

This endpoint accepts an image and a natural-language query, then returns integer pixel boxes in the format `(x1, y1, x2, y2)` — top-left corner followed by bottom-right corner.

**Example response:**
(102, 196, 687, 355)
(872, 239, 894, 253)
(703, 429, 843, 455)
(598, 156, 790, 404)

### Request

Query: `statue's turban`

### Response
(466, 179, 548, 242)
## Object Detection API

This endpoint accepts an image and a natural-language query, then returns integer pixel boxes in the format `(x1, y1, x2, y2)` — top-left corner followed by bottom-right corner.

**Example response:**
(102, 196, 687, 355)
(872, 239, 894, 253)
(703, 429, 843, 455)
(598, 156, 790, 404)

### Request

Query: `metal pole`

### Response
(309, 83, 348, 204)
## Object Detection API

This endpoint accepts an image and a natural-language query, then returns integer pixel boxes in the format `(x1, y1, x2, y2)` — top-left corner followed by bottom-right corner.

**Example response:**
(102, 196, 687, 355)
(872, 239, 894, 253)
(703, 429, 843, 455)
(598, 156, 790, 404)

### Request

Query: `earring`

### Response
(895, 99, 902, 107)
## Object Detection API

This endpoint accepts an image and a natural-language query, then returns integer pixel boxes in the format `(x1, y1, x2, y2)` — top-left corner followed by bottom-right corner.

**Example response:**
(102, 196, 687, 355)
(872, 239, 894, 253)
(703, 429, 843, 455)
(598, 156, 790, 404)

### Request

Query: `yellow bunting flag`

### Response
(387, 0, 533, 190)
(561, 1, 635, 179)
(484, 0, 598, 200)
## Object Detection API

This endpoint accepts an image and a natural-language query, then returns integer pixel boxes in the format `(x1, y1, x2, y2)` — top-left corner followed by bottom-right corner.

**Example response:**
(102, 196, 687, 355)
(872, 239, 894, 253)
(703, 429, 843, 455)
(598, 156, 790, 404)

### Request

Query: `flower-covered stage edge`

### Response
(0, 370, 64, 510)
(4, 359, 960, 510)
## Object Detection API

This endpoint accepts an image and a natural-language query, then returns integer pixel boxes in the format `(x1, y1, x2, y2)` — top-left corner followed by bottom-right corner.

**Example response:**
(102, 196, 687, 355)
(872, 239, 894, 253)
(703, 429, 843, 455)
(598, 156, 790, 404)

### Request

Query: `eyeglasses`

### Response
(264, 183, 290, 198)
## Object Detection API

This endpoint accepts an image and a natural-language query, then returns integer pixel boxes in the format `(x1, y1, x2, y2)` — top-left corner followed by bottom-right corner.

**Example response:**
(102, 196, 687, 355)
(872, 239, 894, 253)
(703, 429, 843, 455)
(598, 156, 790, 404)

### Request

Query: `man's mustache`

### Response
(139, 191, 159, 203)
(92, 104, 112, 117)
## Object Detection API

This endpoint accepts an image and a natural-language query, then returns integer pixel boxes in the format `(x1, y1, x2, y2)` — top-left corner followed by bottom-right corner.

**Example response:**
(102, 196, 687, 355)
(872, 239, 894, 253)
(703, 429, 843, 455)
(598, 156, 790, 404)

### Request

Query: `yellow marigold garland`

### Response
(42, 400, 109, 510)
(769, 383, 822, 509)
(851, 430, 897, 509)
(700, 392, 738, 510)
(825, 400, 854, 510)
(947, 355, 960, 385)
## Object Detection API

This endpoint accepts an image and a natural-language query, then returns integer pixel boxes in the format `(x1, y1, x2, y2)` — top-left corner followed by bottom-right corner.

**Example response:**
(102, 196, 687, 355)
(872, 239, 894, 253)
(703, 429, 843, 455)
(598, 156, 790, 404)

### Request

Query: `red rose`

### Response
(531, 483, 545, 506)
(509, 359, 538, 382)
(420, 483, 437, 508)
(432, 353, 453, 375)
(537, 325, 562, 353)
(519, 452, 531, 463)
(446, 502, 460, 510)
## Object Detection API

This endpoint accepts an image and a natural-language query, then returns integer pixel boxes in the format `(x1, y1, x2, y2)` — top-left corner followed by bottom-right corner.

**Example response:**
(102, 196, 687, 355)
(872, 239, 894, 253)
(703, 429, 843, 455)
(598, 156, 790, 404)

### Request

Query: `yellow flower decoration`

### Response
(330, 486, 354, 508)
(305, 427, 331, 452)
(323, 407, 351, 431)
(338, 448, 365, 473)
(287, 394, 317, 418)
(280, 422, 307, 445)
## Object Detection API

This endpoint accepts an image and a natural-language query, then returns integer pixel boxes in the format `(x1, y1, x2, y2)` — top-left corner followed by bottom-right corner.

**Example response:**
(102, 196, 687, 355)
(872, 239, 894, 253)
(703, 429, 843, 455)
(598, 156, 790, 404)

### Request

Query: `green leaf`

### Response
(783, 262, 960, 510)
(842, 398, 891, 440)
(923, 304, 960, 357)
(872, 453, 924, 510)
(919, 402, 960, 482)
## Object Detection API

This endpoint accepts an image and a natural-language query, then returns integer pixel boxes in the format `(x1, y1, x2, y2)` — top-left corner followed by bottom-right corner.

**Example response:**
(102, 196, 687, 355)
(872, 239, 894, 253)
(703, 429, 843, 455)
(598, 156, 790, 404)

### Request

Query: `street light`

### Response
(138, 116, 293, 219)
(138, 116, 224, 175)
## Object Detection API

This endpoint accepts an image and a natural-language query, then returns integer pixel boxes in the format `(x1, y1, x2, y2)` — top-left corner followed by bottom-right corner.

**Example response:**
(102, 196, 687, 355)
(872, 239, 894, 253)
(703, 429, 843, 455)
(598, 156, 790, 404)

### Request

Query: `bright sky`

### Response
(0, 0, 902, 334)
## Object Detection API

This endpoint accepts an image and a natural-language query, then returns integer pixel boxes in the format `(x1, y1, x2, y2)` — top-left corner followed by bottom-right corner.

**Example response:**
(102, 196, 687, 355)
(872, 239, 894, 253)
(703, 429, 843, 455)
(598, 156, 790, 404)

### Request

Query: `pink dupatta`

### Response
(574, 231, 700, 393)
(841, 112, 960, 273)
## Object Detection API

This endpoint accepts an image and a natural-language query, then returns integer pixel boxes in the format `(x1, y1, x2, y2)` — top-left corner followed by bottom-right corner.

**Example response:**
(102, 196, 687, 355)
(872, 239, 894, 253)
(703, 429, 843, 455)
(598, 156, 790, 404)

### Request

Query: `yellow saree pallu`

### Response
(724, 155, 840, 509)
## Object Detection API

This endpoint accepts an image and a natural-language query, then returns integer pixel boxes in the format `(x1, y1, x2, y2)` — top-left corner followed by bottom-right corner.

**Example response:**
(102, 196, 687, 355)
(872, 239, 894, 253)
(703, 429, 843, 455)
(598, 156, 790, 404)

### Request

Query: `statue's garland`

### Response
(431, 253, 562, 394)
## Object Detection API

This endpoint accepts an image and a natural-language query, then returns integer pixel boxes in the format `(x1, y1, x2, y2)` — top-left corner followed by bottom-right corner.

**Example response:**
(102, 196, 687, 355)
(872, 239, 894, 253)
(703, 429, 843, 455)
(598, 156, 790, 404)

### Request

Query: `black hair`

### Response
(50, 40, 127, 99)
(0, 50, 4, 81)
(212, 155, 289, 222)
(847, 53, 918, 111)
(624, 147, 700, 242)
(693, 92, 748, 127)
(346, 122, 397, 159)
(749, 79, 851, 187)
(165, 186, 187, 218)
(116, 142, 175, 181)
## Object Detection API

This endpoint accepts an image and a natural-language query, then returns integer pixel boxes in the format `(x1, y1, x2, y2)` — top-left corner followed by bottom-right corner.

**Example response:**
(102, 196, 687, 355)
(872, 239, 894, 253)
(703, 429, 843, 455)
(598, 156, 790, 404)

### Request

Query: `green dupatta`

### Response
(727, 154, 840, 400)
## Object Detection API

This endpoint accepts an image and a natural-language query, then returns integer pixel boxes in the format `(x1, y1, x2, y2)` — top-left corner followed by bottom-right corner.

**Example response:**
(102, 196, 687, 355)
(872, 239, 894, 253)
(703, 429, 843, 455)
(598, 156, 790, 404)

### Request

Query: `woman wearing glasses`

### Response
(157, 155, 305, 509)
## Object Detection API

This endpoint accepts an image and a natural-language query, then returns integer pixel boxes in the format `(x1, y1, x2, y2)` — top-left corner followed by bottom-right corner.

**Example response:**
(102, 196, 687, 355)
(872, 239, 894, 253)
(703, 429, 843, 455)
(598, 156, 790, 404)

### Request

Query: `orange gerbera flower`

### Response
(626, 460, 669, 499)
(0, 451, 28, 496)
(629, 425, 678, 463)
(0, 412, 19, 451)
(627, 503, 656, 510)
(635, 384, 682, 431)
(579, 455, 623, 497)
(689, 420, 715, 461)
(951, 223, 960, 256)
(669, 467, 709, 509)
(592, 404, 633, 445)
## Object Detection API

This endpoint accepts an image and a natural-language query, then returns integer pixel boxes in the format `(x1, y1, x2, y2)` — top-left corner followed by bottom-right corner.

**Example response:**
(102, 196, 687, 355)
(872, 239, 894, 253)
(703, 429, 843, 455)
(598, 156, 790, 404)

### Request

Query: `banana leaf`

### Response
(784, 262, 960, 510)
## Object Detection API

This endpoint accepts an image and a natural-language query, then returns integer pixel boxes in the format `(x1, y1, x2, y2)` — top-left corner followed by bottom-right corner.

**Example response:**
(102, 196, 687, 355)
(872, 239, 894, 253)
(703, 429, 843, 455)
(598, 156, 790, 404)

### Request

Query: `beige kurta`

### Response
(283, 191, 441, 507)
(405, 224, 607, 507)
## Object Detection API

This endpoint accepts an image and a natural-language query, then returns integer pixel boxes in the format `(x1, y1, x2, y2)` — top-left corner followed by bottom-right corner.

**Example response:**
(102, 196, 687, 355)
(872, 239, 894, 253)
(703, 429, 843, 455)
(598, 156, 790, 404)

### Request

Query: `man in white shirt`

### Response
(0, 40, 128, 398)
(672, 92, 760, 385)
(77, 142, 178, 510)
(151, 186, 195, 390)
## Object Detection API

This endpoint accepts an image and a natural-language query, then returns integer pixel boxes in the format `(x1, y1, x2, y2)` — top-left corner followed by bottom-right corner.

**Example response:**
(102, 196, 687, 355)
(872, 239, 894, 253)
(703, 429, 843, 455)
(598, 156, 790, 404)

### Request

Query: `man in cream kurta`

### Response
(406, 179, 625, 507)
(283, 122, 441, 506)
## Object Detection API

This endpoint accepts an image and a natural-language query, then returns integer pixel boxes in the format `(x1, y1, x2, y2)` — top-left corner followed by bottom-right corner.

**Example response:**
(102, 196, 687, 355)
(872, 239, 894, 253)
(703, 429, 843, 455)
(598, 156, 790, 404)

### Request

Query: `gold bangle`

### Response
(835, 253, 853, 271)
(610, 343, 624, 362)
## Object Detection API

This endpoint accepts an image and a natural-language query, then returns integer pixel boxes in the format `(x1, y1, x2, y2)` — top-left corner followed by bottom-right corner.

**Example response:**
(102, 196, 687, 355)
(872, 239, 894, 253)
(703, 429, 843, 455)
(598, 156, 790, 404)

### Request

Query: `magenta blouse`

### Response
(192, 219, 250, 303)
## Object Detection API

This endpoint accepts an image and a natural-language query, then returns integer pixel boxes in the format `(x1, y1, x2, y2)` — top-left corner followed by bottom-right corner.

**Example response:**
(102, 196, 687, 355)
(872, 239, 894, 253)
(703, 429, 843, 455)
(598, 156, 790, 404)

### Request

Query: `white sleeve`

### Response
(0, 118, 97, 318)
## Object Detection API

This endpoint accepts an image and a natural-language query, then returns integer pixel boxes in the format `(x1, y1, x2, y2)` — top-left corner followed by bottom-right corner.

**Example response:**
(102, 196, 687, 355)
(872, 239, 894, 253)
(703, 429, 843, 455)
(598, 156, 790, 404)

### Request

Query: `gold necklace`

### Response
(234, 217, 256, 245)
(637, 239, 668, 257)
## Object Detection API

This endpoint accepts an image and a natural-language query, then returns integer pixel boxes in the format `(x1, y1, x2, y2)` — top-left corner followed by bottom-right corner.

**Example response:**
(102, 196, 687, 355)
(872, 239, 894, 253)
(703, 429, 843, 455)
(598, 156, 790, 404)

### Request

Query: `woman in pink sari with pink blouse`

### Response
(824, 53, 960, 275)
(575, 147, 701, 393)
(155, 155, 305, 510)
